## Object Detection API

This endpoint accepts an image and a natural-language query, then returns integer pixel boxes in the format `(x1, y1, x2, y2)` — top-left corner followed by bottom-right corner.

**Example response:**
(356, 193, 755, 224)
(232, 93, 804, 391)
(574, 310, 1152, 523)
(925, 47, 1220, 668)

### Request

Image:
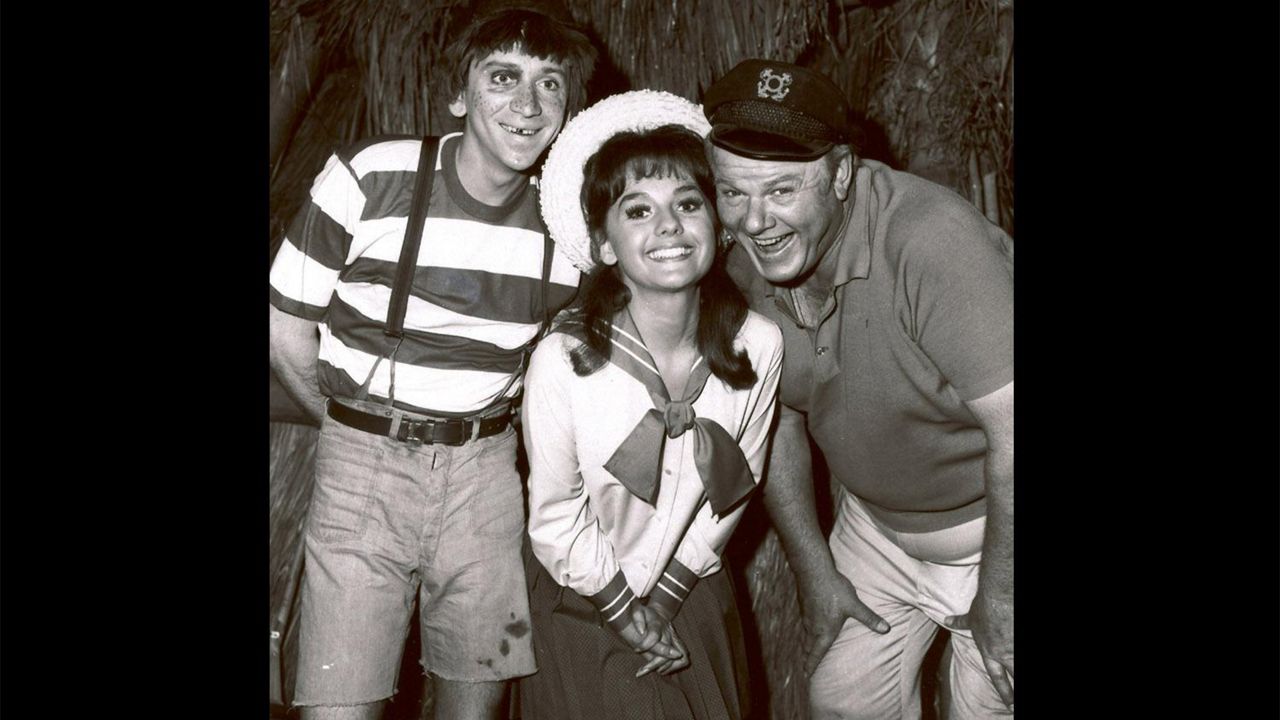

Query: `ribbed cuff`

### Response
(647, 559, 698, 620)
(587, 571, 637, 633)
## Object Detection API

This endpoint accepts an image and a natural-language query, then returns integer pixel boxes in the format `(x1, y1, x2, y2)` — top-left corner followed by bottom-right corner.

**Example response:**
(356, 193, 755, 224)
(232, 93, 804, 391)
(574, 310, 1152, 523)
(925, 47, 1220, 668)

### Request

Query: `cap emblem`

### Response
(756, 68, 792, 101)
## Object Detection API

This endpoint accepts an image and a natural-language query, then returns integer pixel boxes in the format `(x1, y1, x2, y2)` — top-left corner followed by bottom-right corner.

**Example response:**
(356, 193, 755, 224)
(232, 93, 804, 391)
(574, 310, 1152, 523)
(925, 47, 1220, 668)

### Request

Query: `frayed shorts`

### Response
(293, 403, 536, 707)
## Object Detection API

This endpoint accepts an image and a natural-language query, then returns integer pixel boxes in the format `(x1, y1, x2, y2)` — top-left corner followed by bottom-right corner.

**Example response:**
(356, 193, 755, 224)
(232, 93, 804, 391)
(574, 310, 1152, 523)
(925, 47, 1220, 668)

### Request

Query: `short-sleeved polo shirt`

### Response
(729, 158, 1013, 533)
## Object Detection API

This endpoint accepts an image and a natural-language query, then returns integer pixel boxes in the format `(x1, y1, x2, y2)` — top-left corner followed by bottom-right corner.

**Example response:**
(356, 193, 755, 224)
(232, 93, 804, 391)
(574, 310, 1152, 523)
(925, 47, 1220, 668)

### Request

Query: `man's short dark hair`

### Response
(443, 7, 598, 118)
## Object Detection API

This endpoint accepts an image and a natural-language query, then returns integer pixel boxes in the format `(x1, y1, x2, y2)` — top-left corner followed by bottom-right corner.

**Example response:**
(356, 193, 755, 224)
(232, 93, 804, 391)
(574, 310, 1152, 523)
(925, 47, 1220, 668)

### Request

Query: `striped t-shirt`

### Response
(269, 132, 580, 415)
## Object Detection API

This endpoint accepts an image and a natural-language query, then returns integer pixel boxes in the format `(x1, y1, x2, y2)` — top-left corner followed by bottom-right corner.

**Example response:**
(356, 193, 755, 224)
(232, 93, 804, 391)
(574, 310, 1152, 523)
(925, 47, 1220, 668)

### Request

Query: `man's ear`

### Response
(449, 93, 467, 118)
(832, 146, 854, 201)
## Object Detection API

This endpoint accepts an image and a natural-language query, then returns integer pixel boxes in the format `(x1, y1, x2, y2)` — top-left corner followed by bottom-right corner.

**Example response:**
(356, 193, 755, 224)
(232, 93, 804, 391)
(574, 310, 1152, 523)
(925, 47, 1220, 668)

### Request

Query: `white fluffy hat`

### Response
(539, 90, 712, 273)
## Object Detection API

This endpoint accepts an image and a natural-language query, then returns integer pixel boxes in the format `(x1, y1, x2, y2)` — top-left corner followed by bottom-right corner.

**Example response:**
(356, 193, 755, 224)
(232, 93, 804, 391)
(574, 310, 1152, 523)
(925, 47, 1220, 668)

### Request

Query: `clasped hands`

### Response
(615, 601, 689, 677)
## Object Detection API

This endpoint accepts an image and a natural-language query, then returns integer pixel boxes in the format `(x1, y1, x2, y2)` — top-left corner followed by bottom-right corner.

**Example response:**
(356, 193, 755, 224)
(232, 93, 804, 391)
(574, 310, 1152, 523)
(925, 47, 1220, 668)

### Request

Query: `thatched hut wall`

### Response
(268, 2, 1013, 718)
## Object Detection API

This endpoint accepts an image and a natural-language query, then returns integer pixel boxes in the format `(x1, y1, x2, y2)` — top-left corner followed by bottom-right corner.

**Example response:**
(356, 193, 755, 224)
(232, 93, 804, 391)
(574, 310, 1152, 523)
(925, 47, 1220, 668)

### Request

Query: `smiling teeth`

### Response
(500, 124, 536, 136)
(647, 247, 692, 260)
(753, 233, 791, 248)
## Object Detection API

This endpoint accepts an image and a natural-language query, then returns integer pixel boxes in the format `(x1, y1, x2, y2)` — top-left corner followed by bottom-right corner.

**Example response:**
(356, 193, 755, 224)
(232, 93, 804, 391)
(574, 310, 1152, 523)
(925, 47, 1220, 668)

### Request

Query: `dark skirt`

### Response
(518, 544, 752, 720)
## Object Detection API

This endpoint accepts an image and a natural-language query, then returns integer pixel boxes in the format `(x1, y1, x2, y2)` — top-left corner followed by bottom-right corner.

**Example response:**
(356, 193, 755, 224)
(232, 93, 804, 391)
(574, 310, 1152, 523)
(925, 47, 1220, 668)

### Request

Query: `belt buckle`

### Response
(396, 418, 427, 445)
(440, 419, 469, 447)
(395, 417, 469, 446)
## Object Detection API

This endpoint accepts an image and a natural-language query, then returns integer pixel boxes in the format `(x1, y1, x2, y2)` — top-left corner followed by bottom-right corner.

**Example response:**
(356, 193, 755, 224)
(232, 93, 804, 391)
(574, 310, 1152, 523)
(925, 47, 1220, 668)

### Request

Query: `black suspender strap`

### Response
(539, 231, 554, 336)
(385, 136, 440, 339)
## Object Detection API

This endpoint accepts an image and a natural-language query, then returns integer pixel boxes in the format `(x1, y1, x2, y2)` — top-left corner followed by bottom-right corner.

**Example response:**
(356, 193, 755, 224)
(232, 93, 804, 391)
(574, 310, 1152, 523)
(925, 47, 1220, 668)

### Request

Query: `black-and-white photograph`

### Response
(267, 1, 1014, 718)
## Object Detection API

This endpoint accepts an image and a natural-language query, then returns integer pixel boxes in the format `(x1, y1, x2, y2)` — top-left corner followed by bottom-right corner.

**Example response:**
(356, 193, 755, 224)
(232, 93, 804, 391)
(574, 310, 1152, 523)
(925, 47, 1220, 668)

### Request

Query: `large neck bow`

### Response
(558, 310, 755, 517)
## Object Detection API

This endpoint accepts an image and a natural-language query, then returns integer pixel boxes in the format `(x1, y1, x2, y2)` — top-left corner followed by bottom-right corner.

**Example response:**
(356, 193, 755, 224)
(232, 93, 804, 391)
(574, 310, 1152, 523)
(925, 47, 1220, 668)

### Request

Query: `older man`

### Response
(703, 59, 1014, 719)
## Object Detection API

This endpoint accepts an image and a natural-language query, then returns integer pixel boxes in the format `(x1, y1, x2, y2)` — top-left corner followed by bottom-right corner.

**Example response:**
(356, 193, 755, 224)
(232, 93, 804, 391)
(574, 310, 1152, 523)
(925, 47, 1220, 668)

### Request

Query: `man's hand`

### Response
(268, 304, 328, 424)
(616, 603, 687, 677)
(758, 406, 890, 676)
(799, 568, 889, 676)
(952, 381, 1014, 708)
(946, 594, 1014, 707)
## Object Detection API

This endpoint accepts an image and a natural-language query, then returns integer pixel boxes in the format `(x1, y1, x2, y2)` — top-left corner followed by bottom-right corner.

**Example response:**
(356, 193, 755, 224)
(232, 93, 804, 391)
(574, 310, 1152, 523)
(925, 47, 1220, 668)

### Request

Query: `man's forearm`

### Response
(961, 381, 1014, 704)
(972, 381, 1013, 604)
(273, 356, 328, 424)
(761, 407, 839, 583)
(977, 445, 1013, 603)
(964, 380, 1013, 604)
(269, 304, 328, 424)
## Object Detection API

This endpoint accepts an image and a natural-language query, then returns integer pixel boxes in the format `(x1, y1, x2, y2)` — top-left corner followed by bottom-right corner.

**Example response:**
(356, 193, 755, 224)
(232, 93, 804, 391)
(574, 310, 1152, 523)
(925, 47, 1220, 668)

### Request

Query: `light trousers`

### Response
(809, 491, 1012, 720)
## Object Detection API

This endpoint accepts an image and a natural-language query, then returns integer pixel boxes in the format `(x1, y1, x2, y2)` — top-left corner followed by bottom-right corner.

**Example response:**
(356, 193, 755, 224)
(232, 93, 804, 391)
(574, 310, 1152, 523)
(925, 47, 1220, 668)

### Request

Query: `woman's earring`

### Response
(719, 230, 735, 250)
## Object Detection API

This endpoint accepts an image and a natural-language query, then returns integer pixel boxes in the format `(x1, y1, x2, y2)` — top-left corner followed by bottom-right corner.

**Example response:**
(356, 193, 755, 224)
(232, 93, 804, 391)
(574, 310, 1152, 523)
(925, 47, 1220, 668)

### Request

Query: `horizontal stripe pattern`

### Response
(270, 237, 342, 312)
(357, 169, 416, 222)
(310, 153, 365, 239)
(647, 558, 699, 619)
(269, 133, 579, 415)
(327, 294, 528, 371)
(269, 287, 325, 323)
(281, 198, 354, 273)
(332, 281, 540, 350)
(341, 260, 576, 326)
(349, 134, 448, 221)
(316, 362, 519, 418)
(587, 571, 638, 633)
(317, 325, 521, 414)
(353, 216, 580, 286)
(348, 136, 439, 177)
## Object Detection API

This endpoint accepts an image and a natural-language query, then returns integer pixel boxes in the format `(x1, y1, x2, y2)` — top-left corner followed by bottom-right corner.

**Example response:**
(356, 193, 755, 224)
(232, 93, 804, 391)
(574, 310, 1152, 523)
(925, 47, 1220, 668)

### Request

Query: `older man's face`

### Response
(710, 146, 850, 286)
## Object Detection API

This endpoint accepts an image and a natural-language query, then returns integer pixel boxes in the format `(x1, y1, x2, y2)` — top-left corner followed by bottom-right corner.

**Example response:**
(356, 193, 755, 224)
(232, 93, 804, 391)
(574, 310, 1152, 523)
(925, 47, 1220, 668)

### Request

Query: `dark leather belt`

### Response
(327, 401, 511, 446)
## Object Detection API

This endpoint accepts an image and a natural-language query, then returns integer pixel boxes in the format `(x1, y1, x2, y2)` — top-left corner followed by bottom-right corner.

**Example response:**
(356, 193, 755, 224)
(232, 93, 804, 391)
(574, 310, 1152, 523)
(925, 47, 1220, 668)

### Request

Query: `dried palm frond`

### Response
(270, 64, 366, 257)
(268, 423, 320, 706)
(824, 0, 1014, 230)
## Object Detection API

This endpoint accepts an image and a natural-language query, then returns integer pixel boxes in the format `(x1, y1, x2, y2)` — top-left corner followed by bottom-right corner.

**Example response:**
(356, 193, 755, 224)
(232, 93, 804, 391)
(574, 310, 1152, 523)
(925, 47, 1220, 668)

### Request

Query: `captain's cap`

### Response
(703, 59, 852, 161)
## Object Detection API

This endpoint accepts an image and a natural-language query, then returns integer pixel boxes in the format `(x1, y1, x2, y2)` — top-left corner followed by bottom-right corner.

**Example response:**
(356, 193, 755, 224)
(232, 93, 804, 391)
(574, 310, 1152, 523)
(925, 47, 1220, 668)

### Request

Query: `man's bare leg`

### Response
(300, 701, 385, 720)
(433, 678, 506, 720)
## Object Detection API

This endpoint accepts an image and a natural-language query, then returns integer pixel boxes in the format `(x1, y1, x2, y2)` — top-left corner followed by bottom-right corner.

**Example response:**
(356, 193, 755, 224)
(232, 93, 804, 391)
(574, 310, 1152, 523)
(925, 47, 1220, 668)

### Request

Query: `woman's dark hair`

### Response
(567, 124, 756, 391)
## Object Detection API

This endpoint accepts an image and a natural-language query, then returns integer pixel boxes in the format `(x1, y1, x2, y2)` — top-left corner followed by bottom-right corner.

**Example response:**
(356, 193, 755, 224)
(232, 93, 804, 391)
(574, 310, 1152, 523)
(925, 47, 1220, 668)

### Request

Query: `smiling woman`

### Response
(568, 123, 755, 388)
(592, 134, 716, 297)
(517, 90, 784, 720)
(599, 172, 715, 294)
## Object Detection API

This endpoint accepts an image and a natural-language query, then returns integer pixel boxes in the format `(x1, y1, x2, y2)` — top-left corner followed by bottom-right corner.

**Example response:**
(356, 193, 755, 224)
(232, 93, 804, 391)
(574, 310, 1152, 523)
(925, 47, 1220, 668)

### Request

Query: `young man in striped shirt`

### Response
(268, 5, 595, 719)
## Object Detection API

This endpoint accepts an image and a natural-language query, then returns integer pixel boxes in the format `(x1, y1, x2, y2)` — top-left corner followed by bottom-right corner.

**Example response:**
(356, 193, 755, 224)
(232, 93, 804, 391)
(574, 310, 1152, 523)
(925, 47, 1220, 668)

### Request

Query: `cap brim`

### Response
(709, 125, 833, 161)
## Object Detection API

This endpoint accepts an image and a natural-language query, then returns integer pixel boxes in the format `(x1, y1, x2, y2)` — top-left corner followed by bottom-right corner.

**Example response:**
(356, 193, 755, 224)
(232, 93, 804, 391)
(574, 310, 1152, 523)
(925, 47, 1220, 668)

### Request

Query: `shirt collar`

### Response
(829, 161, 873, 288)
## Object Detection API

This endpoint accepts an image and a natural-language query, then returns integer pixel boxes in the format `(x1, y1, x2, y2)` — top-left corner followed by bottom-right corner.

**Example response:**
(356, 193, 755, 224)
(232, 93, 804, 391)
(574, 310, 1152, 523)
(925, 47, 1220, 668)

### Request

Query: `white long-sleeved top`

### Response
(523, 309, 782, 623)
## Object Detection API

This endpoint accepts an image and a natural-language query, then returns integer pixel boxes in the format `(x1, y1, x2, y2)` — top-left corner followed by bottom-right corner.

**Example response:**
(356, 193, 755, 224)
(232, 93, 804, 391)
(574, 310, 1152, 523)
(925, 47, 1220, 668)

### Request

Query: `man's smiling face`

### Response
(451, 47, 569, 178)
(710, 145, 851, 287)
